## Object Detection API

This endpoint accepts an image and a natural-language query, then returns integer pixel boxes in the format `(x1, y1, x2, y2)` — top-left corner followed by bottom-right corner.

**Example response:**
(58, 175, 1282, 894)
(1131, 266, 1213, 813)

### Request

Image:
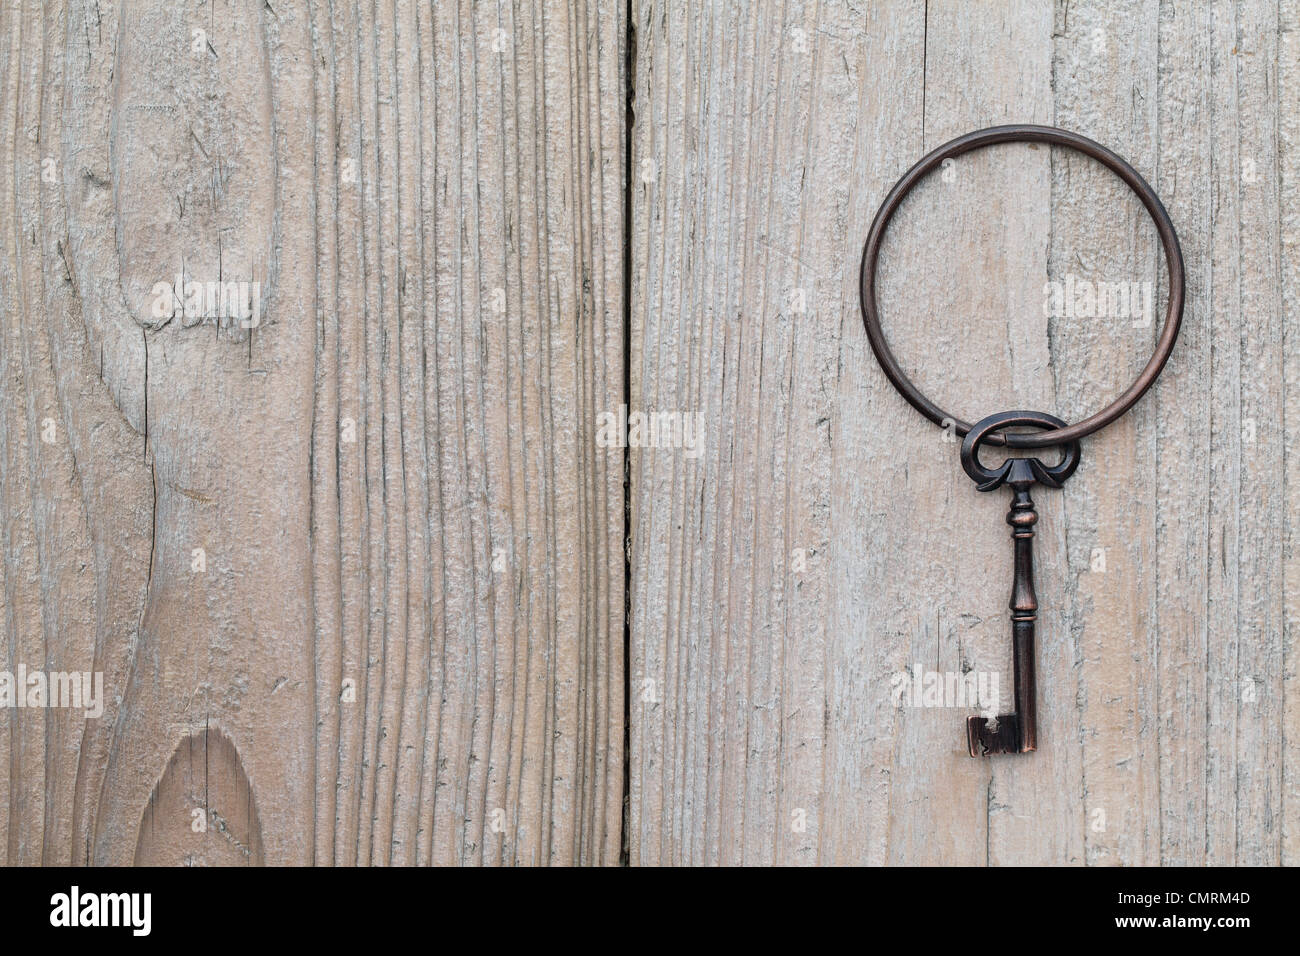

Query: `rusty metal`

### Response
(859, 125, 1184, 756)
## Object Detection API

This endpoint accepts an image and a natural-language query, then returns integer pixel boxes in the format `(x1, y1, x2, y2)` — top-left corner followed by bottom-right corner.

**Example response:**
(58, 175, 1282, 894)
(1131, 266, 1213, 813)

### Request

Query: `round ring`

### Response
(859, 124, 1185, 448)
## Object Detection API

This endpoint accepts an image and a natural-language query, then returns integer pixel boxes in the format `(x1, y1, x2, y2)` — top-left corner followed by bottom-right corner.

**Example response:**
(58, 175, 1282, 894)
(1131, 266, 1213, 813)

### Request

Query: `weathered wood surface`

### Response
(628, 0, 1299, 865)
(4, 0, 1298, 870)
(0, 0, 624, 865)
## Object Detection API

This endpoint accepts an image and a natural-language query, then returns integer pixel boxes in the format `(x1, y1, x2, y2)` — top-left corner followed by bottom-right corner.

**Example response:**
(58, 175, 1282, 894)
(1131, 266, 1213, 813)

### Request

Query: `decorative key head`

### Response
(960, 411, 1082, 492)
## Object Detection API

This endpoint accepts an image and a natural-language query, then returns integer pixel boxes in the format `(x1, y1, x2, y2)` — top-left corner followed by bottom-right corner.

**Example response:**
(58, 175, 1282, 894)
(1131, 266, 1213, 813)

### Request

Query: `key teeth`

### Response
(966, 714, 1023, 756)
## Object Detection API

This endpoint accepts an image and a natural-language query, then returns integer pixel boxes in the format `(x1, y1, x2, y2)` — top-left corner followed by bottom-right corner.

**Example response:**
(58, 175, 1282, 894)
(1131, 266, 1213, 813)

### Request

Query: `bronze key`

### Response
(959, 411, 1080, 756)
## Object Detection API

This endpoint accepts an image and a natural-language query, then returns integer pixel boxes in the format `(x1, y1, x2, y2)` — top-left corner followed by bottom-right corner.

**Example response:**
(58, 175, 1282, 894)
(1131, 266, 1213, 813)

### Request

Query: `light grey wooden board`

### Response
(1282, 0, 1300, 865)
(628, 0, 1299, 865)
(0, 0, 624, 865)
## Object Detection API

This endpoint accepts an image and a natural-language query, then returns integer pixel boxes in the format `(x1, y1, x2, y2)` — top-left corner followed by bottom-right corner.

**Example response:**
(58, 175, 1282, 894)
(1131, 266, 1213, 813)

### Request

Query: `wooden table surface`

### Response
(0, 0, 1295, 866)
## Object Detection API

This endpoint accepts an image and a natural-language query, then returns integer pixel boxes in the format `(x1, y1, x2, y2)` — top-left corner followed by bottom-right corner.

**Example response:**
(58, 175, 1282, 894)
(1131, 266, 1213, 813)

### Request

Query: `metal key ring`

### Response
(859, 124, 1185, 448)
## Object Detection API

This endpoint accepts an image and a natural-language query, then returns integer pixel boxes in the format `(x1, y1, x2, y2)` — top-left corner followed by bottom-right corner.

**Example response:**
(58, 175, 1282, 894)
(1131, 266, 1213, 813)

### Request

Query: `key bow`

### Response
(960, 411, 1081, 491)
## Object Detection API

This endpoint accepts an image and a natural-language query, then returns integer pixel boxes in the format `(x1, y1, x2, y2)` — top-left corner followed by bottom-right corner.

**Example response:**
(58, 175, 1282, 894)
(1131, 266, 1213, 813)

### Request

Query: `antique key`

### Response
(959, 411, 1079, 755)
(859, 125, 1185, 755)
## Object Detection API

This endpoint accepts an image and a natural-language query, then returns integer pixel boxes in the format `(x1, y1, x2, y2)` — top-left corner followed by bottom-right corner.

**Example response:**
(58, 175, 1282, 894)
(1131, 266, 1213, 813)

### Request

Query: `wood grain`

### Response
(0, 0, 624, 865)
(4, 0, 1296, 869)
(628, 0, 1299, 865)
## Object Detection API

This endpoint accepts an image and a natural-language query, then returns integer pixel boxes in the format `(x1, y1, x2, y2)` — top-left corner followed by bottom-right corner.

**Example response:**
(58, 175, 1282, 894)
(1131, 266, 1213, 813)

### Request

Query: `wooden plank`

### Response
(0, 0, 624, 866)
(627, 0, 932, 866)
(1043, 0, 1161, 868)
(1227, 0, 1286, 866)
(629, 0, 1297, 865)
(888, 0, 1058, 867)
(1150, 0, 1215, 867)
(1282, 0, 1300, 867)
